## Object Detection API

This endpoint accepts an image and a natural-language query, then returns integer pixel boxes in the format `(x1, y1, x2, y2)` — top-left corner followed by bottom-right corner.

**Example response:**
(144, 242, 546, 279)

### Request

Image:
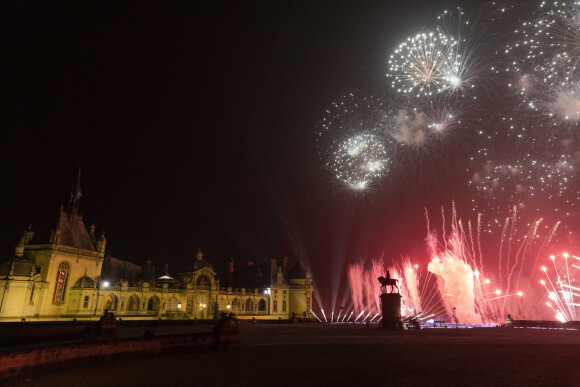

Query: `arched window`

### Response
(258, 299, 266, 312)
(147, 295, 160, 311)
(103, 295, 118, 311)
(245, 298, 253, 313)
(127, 295, 140, 311)
(53, 262, 70, 302)
(232, 298, 240, 313)
(196, 275, 209, 287)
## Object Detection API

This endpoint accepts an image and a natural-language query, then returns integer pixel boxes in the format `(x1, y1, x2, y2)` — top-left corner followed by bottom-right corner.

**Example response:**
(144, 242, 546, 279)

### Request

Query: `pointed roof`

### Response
(288, 261, 308, 279)
(52, 167, 95, 251)
(68, 166, 82, 217)
(100, 254, 141, 283)
(55, 209, 95, 251)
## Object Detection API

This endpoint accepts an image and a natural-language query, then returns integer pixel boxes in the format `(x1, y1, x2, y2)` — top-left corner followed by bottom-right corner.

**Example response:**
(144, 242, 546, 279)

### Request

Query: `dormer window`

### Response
(196, 275, 209, 287)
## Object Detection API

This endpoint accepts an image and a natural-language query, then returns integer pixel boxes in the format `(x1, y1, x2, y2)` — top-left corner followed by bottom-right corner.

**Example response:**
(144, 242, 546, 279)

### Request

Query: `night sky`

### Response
(3, 0, 500, 291)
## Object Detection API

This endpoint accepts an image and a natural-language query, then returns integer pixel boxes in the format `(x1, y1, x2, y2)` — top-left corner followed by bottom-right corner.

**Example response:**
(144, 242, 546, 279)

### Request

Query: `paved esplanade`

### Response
(8, 324, 580, 386)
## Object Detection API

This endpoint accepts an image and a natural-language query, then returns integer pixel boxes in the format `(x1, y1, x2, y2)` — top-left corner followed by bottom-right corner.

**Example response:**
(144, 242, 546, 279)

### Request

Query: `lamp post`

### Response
(265, 288, 270, 316)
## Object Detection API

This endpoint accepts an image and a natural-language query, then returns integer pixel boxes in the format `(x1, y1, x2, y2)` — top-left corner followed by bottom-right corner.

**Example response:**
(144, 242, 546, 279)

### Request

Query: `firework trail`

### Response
(401, 257, 423, 314)
(347, 262, 365, 313)
(540, 252, 580, 322)
(329, 3, 579, 324)
(347, 255, 443, 320)
(345, 203, 560, 323)
(424, 204, 561, 323)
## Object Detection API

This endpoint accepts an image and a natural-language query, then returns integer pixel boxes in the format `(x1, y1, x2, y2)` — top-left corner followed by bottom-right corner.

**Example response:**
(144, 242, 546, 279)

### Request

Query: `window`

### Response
(283, 300, 287, 312)
(167, 297, 179, 311)
(147, 296, 160, 311)
(306, 295, 311, 311)
(29, 283, 35, 301)
(245, 298, 253, 312)
(127, 295, 140, 311)
(53, 262, 70, 302)
(232, 298, 240, 313)
(83, 296, 89, 308)
(273, 300, 278, 312)
(196, 275, 209, 287)
(258, 299, 266, 311)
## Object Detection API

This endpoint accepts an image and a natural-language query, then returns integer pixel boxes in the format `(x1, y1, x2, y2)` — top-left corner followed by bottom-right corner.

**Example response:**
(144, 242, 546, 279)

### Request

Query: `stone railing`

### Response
(101, 286, 122, 291)
(121, 310, 141, 315)
(26, 244, 103, 259)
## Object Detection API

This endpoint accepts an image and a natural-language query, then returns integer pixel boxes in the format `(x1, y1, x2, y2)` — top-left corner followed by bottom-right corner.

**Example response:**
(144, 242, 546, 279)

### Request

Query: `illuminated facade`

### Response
(0, 183, 313, 322)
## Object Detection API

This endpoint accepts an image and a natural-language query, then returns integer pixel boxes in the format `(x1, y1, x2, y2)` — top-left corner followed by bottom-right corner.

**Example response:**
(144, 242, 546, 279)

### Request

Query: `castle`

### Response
(0, 175, 313, 322)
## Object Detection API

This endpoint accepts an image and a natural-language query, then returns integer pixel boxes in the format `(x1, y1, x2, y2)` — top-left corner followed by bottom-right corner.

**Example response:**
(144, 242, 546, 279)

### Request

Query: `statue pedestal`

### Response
(380, 293, 404, 330)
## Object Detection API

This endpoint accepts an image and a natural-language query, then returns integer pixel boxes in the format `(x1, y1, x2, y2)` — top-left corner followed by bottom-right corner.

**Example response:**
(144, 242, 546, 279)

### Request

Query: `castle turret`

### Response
(89, 224, 97, 248)
(96, 232, 107, 254)
(14, 228, 34, 257)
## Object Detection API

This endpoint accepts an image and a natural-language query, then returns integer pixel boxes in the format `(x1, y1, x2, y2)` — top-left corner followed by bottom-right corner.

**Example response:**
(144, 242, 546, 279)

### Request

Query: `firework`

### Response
(423, 204, 559, 323)
(346, 256, 443, 321)
(330, 132, 391, 190)
(346, 204, 560, 324)
(507, 1, 580, 122)
(388, 6, 504, 100)
(317, 94, 396, 190)
(469, 152, 579, 234)
(540, 252, 580, 322)
(390, 97, 467, 144)
(388, 31, 460, 98)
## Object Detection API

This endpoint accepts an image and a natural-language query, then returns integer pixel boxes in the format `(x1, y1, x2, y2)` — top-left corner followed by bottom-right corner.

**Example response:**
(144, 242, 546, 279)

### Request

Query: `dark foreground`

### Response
(7, 324, 580, 386)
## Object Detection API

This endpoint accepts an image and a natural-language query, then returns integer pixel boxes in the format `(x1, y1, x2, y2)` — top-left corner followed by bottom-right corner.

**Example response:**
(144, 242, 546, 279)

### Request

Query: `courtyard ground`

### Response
(6, 323, 580, 386)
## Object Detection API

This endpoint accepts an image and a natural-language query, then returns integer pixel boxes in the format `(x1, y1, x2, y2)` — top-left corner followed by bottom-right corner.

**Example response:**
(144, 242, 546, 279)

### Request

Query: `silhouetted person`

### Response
(98, 309, 118, 337)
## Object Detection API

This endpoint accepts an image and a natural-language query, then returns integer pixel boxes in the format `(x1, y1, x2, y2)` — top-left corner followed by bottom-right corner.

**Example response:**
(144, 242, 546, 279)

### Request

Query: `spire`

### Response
(69, 166, 82, 216)
(89, 224, 96, 247)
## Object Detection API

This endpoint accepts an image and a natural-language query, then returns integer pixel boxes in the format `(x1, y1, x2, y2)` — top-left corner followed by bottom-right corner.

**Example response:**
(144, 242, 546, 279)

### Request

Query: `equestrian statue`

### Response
(378, 270, 399, 294)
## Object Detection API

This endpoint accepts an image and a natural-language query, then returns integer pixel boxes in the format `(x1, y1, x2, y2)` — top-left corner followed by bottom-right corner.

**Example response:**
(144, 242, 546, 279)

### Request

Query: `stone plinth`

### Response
(380, 293, 404, 330)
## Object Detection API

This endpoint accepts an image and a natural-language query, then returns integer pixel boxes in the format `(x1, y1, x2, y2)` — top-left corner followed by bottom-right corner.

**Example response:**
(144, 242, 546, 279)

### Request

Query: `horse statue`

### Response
(378, 276, 399, 294)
